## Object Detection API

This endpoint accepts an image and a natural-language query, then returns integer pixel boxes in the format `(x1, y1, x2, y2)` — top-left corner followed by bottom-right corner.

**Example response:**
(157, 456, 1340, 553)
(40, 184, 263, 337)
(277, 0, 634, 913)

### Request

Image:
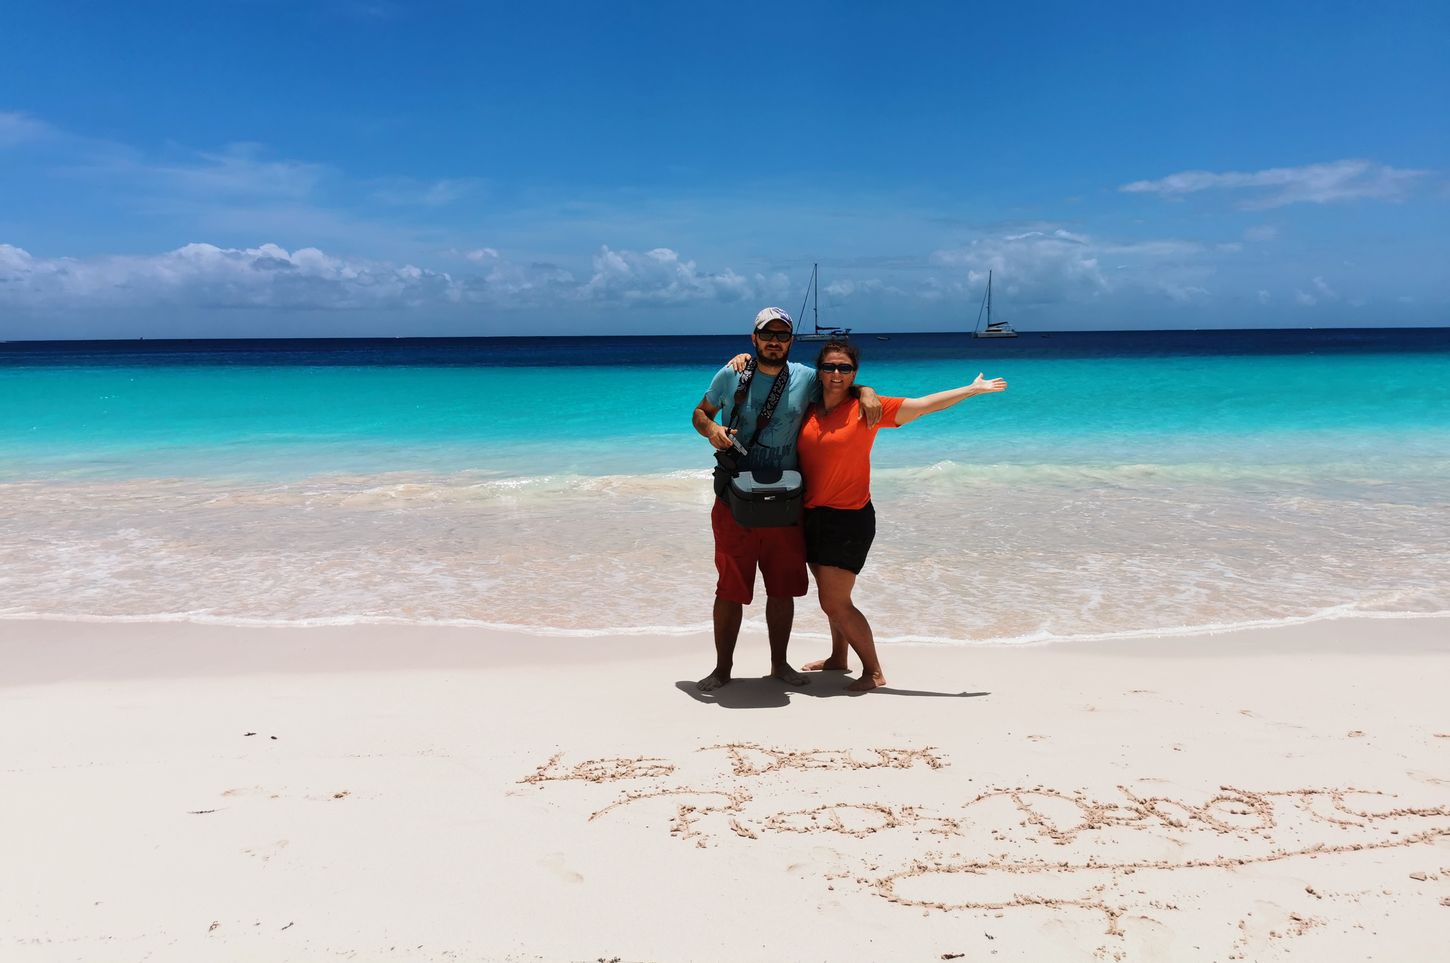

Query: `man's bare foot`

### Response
(696, 671, 731, 692)
(846, 671, 886, 693)
(770, 663, 810, 687)
(802, 657, 850, 671)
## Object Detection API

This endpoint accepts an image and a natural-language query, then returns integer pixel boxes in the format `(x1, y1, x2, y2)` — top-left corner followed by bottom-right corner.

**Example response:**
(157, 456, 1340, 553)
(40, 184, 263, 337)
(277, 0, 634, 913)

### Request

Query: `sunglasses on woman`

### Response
(818, 363, 856, 374)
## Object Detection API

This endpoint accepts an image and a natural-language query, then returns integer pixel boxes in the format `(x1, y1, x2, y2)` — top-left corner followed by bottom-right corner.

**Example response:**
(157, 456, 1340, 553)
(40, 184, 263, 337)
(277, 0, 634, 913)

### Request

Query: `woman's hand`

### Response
(971, 373, 1007, 394)
(857, 386, 883, 427)
(896, 373, 1007, 425)
(728, 353, 751, 373)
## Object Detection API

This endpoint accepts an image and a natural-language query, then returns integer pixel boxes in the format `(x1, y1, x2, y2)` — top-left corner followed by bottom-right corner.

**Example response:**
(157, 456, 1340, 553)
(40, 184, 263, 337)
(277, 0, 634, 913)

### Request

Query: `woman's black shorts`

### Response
(803, 502, 876, 575)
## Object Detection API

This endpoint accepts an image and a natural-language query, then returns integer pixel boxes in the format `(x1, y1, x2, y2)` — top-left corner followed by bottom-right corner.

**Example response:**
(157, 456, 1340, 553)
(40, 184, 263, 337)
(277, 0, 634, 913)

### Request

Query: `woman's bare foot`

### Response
(802, 657, 850, 672)
(846, 670, 886, 693)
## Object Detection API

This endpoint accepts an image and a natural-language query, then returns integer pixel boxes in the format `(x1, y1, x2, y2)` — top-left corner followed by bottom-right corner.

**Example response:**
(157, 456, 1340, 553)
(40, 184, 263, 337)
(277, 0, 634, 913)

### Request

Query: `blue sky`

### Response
(2, 0, 1447, 337)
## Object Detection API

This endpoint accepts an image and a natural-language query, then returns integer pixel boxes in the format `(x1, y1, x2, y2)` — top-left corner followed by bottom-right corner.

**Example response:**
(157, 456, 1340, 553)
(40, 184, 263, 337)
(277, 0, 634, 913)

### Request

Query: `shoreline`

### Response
(4, 616, 1448, 961)
(4, 605, 1449, 656)
(4, 615, 1448, 692)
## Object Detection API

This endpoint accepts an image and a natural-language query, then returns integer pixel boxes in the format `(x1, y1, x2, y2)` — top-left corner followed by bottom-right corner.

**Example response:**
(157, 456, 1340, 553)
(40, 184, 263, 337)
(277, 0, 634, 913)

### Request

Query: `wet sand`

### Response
(2, 616, 1448, 961)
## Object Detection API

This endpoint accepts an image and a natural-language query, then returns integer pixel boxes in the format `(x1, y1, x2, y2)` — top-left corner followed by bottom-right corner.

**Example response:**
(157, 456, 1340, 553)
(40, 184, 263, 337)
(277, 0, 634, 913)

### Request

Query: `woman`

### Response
(796, 340, 1007, 692)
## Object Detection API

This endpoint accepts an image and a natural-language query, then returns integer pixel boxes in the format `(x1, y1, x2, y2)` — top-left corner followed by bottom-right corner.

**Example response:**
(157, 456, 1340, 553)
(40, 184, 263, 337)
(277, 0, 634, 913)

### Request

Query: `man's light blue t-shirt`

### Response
(706, 361, 821, 473)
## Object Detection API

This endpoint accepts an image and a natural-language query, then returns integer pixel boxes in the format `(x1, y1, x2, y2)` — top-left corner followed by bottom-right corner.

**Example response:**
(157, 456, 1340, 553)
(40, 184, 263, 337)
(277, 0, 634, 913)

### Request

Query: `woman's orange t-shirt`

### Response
(797, 396, 904, 509)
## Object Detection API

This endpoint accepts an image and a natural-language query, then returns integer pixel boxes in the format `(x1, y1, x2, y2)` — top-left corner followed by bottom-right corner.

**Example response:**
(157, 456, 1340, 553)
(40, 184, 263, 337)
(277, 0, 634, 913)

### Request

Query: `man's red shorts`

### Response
(711, 497, 809, 604)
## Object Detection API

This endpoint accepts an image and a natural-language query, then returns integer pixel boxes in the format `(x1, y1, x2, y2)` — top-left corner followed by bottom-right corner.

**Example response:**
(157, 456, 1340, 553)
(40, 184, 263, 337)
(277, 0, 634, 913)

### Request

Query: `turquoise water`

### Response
(3, 332, 1449, 641)
(5, 352, 1449, 481)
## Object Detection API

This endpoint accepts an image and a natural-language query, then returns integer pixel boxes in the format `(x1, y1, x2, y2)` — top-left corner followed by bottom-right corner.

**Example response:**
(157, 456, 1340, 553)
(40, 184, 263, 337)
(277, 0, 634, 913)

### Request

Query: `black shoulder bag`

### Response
(710, 360, 804, 528)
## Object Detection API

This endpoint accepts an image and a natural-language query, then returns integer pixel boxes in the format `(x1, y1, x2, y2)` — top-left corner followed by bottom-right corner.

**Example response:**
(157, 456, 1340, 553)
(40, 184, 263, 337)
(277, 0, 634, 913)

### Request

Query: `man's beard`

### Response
(756, 344, 790, 366)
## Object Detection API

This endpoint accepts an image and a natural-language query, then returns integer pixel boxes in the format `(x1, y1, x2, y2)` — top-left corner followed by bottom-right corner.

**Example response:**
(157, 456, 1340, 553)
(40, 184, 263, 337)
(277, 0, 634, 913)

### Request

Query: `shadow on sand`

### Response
(675, 674, 991, 709)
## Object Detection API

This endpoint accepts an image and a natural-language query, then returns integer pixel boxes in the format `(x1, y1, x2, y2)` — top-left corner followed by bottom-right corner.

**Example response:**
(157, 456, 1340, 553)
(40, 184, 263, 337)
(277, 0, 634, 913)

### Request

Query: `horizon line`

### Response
(3, 323, 1450, 347)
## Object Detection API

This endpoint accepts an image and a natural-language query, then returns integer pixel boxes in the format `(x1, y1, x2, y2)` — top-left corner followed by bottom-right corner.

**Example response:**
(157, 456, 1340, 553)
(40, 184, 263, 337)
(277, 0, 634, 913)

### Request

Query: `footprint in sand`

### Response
(241, 839, 290, 863)
(541, 852, 584, 884)
(1237, 709, 1306, 730)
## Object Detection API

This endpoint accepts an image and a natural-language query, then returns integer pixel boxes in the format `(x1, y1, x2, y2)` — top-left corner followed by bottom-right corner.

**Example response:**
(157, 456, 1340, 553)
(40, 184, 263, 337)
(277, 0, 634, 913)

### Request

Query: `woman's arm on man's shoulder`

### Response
(895, 373, 1007, 425)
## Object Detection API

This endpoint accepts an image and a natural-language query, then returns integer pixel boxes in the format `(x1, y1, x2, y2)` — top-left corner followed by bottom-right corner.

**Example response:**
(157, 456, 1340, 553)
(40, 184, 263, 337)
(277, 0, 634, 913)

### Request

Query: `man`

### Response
(691, 307, 881, 692)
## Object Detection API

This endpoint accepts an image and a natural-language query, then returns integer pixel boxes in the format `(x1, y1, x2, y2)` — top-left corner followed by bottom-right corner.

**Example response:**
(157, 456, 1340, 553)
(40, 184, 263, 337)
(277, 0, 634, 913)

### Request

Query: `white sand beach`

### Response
(3, 616, 1448, 962)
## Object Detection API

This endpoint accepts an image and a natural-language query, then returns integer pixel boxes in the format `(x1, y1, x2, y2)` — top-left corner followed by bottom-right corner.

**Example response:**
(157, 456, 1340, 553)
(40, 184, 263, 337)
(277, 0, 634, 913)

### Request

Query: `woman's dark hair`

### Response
(815, 339, 860, 370)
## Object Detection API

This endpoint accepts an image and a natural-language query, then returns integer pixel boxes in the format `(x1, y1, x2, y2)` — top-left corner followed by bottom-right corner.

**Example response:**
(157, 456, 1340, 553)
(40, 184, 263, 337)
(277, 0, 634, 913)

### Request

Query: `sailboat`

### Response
(972, 270, 1018, 339)
(794, 263, 852, 341)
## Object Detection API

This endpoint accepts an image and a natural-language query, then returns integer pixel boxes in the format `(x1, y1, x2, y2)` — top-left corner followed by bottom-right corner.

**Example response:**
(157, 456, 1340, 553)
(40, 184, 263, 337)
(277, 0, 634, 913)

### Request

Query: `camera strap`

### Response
(726, 358, 790, 454)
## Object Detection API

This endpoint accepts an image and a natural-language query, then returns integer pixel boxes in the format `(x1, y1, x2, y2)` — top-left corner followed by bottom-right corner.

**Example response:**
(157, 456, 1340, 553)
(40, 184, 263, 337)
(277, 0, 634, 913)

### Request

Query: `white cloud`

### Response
(930, 229, 1110, 304)
(1158, 283, 1211, 303)
(1120, 159, 1427, 208)
(457, 254, 580, 305)
(449, 245, 583, 306)
(0, 241, 789, 313)
(0, 242, 456, 310)
(1312, 276, 1339, 301)
(581, 246, 756, 305)
(1295, 290, 1317, 307)
(1243, 225, 1279, 243)
(1257, 289, 1272, 304)
(822, 278, 903, 299)
(928, 227, 1230, 307)
(0, 111, 53, 149)
(470, 245, 789, 308)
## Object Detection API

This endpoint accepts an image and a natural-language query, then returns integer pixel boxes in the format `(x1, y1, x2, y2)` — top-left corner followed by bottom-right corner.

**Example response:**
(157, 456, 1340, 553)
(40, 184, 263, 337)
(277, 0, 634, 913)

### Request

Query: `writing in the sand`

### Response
(517, 743, 1450, 940)
(520, 742, 946, 785)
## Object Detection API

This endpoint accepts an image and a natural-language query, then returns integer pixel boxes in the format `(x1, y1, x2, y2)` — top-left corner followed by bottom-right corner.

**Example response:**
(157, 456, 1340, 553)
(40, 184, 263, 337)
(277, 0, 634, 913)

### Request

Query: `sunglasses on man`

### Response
(755, 329, 794, 343)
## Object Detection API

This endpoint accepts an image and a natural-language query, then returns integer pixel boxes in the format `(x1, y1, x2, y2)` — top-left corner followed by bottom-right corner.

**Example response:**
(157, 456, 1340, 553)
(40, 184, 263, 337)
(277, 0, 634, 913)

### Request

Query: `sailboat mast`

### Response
(813, 262, 820, 334)
(987, 270, 992, 328)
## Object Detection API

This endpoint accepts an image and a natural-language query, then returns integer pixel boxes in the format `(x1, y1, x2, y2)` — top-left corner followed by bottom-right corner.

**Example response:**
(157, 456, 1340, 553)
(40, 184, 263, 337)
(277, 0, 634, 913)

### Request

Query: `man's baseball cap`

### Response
(753, 307, 793, 331)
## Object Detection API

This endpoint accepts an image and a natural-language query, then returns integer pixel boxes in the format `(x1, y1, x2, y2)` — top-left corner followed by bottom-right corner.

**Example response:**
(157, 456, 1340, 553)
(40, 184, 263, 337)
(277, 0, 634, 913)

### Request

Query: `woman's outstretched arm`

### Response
(894, 373, 1007, 425)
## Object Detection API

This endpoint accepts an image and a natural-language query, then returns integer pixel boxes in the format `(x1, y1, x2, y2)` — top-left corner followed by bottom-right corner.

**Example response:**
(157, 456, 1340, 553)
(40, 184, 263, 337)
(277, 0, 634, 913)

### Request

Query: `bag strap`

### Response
(724, 360, 754, 433)
(726, 358, 790, 453)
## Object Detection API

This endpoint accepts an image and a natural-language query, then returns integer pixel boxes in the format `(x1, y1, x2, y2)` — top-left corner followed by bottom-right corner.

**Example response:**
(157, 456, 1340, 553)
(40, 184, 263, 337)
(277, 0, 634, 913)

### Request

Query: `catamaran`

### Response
(973, 270, 1018, 339)
(794, 262, 852, 341)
